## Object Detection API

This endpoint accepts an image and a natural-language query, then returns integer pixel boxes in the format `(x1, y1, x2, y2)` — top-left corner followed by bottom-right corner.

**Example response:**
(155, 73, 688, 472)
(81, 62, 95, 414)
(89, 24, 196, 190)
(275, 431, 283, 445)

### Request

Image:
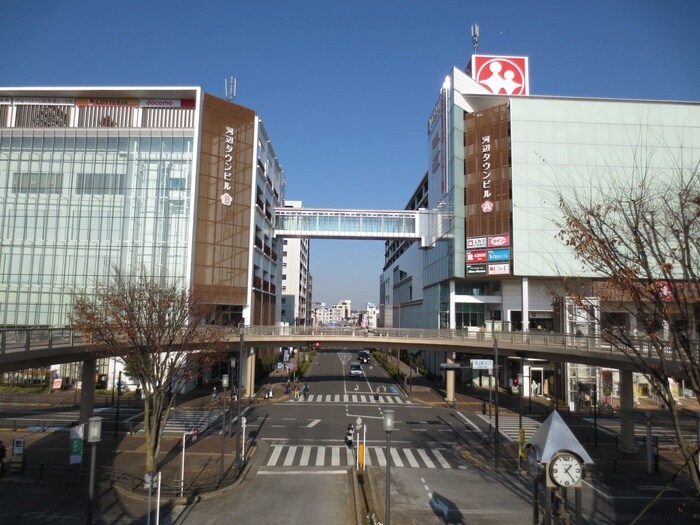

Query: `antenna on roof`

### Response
(471, 23, 480, 54)
(225, 76, 237, 102)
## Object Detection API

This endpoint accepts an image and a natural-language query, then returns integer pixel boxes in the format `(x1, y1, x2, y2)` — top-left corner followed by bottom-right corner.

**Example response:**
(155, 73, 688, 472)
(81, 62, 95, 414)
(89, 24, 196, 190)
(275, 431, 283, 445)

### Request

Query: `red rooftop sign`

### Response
(468, 55, 529, 96)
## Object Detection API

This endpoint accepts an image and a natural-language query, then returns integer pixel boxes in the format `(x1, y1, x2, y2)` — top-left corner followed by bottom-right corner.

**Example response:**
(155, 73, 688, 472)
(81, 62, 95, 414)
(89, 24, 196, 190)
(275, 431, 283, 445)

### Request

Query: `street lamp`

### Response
(235, 327, 244, 472)
(383, 409, 395, 525)
(220, 373, 229, 479)
(87, 416, 102, 524)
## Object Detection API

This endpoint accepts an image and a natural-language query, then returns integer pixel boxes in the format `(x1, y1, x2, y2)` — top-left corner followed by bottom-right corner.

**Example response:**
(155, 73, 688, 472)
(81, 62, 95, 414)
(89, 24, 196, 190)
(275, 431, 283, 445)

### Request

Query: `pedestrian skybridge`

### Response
(273, 207, 453, 247)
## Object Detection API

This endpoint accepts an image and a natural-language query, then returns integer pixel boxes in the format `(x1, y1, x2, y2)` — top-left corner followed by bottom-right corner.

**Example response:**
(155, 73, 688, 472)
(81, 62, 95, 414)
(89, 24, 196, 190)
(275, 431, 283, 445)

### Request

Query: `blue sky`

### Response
(2, 1, 699, 309)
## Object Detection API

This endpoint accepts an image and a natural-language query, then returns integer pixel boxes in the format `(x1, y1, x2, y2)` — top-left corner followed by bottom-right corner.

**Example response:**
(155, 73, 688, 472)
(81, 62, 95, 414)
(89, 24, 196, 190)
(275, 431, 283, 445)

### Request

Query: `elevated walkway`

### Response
(273, 207, 452, 247)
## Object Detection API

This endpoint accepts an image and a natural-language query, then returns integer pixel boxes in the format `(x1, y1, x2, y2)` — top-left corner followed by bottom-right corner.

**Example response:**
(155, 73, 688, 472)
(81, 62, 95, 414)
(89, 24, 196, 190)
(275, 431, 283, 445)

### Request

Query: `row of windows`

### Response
(0, 133, 192, 153)
(4, 104, 195, 129)
(7, 172, 189, 196)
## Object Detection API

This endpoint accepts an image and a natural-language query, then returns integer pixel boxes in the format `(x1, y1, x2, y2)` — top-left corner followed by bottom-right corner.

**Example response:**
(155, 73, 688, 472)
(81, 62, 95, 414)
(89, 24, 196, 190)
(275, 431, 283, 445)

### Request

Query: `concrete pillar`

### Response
(79, 358, 97, 423)
(522, 277, 530, 332)
(246, 349, 256, 399)
(445, 353, 455, 405)
(619, 369, 636, 452)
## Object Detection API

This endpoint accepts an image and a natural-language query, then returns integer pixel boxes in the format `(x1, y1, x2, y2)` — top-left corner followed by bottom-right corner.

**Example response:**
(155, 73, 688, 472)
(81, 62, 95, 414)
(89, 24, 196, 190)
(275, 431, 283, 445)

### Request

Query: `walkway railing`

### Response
(0, 326, 697, 371)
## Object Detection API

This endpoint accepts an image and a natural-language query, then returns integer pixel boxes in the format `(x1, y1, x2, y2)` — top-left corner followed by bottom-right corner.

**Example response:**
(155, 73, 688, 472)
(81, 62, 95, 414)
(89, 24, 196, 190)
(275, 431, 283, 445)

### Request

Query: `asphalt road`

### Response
(2, 348, 700, 524)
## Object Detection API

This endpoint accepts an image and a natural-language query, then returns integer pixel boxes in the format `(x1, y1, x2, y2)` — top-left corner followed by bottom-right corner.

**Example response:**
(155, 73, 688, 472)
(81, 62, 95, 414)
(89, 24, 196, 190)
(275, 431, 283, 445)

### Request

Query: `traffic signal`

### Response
(513, 377, 518, 386)
(314, 342, 320, 348)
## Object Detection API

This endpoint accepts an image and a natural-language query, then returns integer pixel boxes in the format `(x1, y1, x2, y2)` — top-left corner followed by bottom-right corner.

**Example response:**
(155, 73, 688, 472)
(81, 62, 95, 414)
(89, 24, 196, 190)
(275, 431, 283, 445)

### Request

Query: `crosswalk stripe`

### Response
(375, 447, 387, 467)
(391, 448, 404, 467)
(283, 445, 297, 466)
(404, 448, 419, 468)
(417, 448, 435, 468)
(433, 449, 451, 469)
(268, 446, 283, 466)
(300, 445, 311, 466)
(316, 446, 325, 466)
(331, 446, 340, 466)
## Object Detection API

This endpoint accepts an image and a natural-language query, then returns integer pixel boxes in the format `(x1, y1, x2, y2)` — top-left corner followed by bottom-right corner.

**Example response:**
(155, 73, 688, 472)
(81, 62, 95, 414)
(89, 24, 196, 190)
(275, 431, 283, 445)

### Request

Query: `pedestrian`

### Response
(212, 386, 218, 401)
(0, 439, 6, 476)
(302, 382, 309, 400)
(346, 423, 354, 447)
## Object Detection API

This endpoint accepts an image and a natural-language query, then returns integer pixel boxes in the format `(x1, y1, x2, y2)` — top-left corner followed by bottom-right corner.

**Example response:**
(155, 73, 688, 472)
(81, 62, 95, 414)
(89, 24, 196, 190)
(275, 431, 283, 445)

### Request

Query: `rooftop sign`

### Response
(467, 55, 529, 96)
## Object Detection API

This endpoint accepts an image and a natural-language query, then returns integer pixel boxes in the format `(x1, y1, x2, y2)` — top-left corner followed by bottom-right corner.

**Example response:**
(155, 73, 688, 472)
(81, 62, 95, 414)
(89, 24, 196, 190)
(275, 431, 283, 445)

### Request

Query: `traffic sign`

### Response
(471, 359, 493, 370)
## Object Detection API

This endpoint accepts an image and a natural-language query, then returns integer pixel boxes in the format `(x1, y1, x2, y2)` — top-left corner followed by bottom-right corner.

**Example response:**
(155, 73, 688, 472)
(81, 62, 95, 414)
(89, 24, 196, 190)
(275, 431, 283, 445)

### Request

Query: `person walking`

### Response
(294, 381, 300, 399)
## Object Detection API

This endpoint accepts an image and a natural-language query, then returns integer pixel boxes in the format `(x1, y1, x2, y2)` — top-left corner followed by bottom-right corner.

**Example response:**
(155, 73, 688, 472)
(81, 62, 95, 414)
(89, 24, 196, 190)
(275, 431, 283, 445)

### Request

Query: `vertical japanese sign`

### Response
(70, 424, 84, 464)
(221, 126, 235, 206)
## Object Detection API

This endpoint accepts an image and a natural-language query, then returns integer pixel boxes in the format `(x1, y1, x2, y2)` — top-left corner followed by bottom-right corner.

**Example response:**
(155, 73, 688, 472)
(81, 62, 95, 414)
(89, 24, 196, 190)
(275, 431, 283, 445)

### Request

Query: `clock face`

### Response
(549, 452, 582, 487)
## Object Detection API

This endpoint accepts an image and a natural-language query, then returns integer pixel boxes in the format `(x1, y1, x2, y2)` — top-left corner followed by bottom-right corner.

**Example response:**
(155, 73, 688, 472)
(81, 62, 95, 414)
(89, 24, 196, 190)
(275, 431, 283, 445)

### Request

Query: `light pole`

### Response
(86, 416, 102, 524)
(383, 409, 395, 525)
(235, 328, 244, 472)
(114, 370, 121, 437)
(220, 373, 228, 479)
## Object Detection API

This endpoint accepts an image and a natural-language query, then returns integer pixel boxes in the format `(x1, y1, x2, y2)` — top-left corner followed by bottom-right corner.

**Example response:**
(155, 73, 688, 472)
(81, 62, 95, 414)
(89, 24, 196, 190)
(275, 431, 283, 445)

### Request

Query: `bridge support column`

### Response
(619, 370, 636, 452)
(246, 349, 256, 399)
(79, 358, 97, 423)
(521, 277, 530, 332)
(445, 353, 455, 406)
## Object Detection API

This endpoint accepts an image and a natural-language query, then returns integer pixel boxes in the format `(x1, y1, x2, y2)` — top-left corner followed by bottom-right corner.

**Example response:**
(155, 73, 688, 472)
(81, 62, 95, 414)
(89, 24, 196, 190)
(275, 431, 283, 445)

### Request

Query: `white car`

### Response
(349, 361, 363, 377)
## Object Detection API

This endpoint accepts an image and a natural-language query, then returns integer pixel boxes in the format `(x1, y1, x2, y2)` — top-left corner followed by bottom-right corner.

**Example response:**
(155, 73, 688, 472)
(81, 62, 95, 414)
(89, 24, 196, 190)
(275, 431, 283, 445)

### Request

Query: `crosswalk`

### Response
(161, 409, 222, 434)
(264, 444, 458, 469)
(582, 418, 693, 444)
(476, 414, 541, 442)
(285, 393, 414, 405)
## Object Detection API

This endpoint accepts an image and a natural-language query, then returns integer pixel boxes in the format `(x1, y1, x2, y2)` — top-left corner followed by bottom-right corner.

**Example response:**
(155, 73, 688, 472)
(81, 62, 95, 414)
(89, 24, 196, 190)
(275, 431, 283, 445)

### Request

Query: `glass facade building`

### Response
(0, 88, 285, 330)
(1, 130, 193, 325)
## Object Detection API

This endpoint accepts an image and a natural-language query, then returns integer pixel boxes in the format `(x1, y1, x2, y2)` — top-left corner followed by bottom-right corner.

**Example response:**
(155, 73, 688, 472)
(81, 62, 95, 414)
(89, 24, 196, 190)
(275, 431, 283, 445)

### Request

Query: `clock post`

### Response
(524, 411, 593, 524)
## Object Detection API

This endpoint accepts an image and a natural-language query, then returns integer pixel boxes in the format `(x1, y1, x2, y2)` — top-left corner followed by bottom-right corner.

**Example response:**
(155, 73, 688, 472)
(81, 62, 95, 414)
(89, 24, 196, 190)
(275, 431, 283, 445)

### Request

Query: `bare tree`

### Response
(72, 268, 228, 474)
(557, 146, 700, 496)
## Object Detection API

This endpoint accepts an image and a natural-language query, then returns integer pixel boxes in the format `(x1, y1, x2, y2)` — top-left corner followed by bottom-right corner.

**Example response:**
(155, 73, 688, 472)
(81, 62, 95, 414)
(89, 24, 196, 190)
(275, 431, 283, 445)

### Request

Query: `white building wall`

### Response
(509, 97, 700, 278)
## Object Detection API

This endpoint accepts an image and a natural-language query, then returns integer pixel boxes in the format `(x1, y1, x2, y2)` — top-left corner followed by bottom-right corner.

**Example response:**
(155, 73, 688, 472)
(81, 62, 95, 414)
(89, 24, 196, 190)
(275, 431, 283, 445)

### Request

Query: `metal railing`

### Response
(0, 326, 697, 371)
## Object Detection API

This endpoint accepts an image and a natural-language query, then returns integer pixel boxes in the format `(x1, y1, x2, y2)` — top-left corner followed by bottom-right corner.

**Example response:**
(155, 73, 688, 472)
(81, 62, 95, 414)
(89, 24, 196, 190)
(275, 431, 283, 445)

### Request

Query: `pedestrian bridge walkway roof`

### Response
(273, 207, 452, 247)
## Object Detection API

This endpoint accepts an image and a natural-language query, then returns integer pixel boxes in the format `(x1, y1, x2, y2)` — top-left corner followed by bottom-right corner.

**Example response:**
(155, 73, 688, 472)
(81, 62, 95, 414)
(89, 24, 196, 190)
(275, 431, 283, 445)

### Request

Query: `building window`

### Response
(75, 172, 125, 195)
(12, 172, 63, 194)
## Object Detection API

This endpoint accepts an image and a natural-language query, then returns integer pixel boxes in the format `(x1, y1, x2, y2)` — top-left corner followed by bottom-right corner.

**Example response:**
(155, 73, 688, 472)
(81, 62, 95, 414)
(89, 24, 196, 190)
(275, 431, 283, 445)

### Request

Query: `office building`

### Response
(381, 56, 700, 405)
